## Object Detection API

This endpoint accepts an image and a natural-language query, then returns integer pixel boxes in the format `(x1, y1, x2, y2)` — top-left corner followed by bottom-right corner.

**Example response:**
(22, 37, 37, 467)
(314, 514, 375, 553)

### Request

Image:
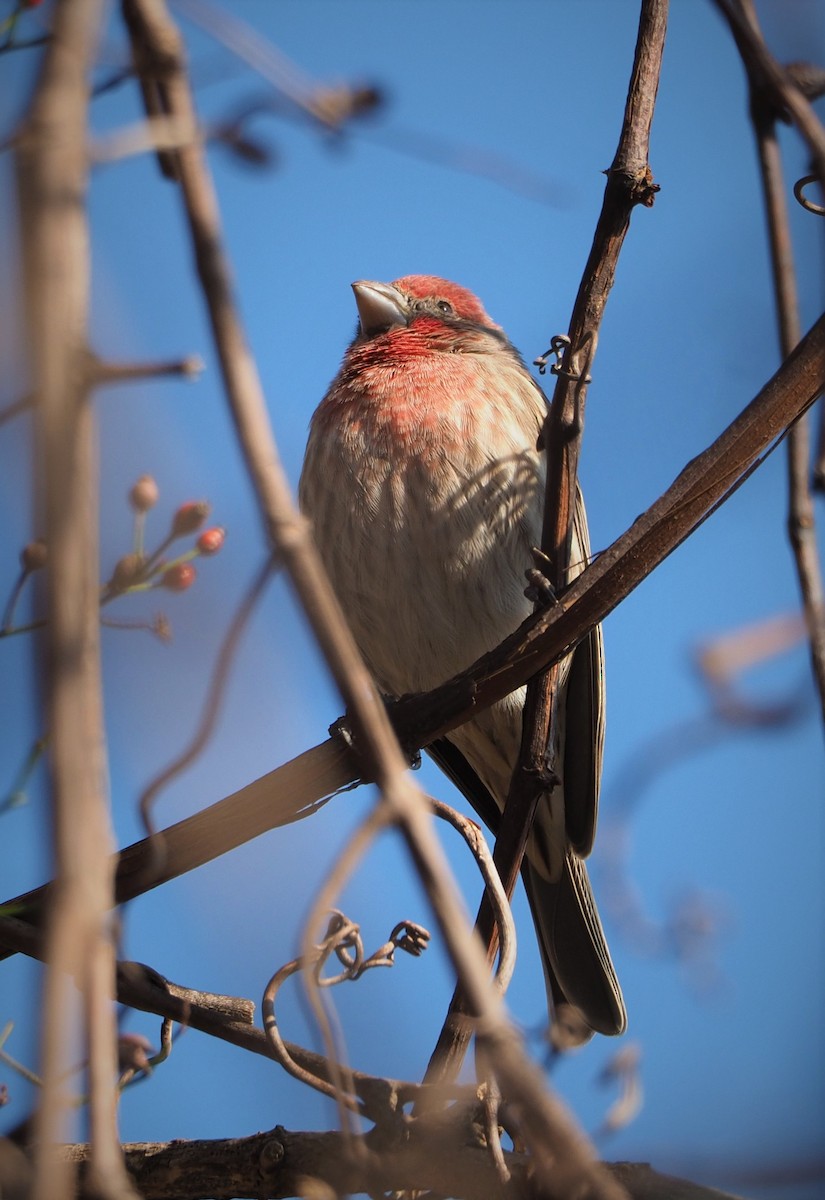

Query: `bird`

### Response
(299, 275, 626, 1041)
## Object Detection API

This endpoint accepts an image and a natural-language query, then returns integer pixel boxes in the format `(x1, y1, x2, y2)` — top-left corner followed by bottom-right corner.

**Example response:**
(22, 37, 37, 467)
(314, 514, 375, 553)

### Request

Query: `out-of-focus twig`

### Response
(136, 554, 277, 846)
(171, 0, 373, 130)
(15, 2, 139, 1198)
(432, 799, 517, 994)
(65, 1127, 754, 1200)
(727, 0, 825, 724)
(714, 0, 825, 187)
(599, 610, 807, 973)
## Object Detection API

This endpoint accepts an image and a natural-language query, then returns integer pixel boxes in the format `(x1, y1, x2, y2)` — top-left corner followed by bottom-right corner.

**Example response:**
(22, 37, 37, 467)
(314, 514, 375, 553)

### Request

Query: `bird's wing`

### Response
(561, 483, 605, 855)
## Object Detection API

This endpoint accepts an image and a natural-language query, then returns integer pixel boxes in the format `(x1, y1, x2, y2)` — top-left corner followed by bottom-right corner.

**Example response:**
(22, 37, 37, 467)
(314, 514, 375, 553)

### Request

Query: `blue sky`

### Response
(1, 2, 824, 1197)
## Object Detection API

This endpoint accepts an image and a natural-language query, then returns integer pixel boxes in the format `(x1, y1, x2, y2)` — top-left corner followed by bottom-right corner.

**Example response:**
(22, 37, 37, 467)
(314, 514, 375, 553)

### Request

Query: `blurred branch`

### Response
(65, 1130, 749, 1200)
(0, 355, 201, 428)
(727, 0, 825, 723)
(0, 916, 471, 1128)
(137, 554, 277, 846)
(424, 0, 669, 1090)
(14, 2, 139, 1198)
(171, 0, 377, 130)
(713, 0, 825, 186)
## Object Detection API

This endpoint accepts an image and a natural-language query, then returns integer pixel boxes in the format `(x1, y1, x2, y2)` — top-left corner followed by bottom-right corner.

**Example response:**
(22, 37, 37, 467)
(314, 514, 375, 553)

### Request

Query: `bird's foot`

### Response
(524, 547, 558, 606)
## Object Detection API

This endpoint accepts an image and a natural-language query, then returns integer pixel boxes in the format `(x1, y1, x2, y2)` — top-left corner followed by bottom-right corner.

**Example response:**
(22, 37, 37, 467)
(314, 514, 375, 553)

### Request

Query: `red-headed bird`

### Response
(300, 276, 626, 1040)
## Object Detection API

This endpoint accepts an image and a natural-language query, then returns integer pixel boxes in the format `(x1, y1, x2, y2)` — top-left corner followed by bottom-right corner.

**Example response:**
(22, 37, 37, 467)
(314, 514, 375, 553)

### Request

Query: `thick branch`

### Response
(65, 1131, 746, 1200)
(2, 311, 824, 960)
(15, 3, 139, 1198)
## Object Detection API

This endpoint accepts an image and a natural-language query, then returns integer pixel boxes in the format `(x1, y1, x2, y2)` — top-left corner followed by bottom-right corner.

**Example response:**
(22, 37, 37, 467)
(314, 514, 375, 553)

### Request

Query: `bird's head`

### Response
(349, 275, 509, 359)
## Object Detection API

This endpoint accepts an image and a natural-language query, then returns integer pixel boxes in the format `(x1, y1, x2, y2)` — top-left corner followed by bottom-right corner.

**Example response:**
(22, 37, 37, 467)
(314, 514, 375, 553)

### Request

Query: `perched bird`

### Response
(299, 275, 626, 1040)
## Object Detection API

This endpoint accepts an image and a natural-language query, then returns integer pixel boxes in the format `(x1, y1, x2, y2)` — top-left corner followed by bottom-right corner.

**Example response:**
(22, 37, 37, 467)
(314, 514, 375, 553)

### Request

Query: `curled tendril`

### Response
(793, 174, 825, 216)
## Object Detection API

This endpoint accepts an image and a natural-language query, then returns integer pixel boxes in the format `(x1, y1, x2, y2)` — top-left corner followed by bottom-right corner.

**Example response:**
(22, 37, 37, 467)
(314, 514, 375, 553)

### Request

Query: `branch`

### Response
(730, 0, 825, 722)
(713, 0, 825, 187)
(65, 1130, 747, 1200)
(15, 2, 139, 1198)
(3, 311, 823, 958)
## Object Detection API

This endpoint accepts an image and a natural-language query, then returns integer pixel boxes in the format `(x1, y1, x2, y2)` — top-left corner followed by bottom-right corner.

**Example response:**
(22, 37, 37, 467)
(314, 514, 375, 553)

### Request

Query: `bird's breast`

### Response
(301, 360, 545, 698)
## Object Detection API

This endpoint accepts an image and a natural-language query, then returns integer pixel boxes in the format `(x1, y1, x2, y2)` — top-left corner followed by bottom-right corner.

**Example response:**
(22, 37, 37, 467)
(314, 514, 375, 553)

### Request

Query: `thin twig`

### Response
(91, 353, 204, 384)
(0, 392, 33, 426)
(732, 0, 825, 723)
(713, 0, 825, 186)
(136, 555, 277, 841)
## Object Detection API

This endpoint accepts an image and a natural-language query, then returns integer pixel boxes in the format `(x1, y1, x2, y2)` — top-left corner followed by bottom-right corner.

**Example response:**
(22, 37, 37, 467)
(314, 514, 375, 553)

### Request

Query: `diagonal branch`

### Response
(3, 309, 824, 963)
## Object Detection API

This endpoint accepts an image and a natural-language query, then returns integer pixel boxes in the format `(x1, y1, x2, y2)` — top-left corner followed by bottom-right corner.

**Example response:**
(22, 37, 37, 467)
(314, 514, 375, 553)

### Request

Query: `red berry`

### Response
(196, 526, 226, 556)
(170, 501, 210, 537)
(162, 563, 197, 592)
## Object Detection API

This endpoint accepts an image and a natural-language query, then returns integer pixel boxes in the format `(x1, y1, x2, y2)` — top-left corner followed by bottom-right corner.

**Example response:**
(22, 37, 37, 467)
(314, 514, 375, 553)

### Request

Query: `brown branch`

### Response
(731, 0, 825, 723)
(0, 915, 470, 1128)
(91, 353, 204, 385)
(64, 1130, 748, 1200)
(119, 4, 624, 1194)
(15, 3, 139, 1199)
(713, 0, 825, 187)
(2, 312, 823, 963)
(423, 0, 669, 1089)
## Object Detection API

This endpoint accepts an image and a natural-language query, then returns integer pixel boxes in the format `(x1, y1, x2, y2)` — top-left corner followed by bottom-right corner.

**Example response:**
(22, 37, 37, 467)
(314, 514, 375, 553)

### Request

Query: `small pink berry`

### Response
(197, 526, 226, 556)
(162, 563, 197, 592)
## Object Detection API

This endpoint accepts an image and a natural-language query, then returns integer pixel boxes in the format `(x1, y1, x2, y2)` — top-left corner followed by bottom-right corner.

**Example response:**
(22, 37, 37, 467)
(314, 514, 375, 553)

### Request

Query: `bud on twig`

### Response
(129, 474, 159, 513)
(110, 553, 145, 591)
(170, 501, 210, 538)
(20, 540, 48, 573)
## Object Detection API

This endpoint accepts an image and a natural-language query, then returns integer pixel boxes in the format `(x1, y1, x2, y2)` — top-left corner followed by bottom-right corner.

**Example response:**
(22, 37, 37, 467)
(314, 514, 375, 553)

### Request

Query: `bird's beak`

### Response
(352, 280, 409, 336)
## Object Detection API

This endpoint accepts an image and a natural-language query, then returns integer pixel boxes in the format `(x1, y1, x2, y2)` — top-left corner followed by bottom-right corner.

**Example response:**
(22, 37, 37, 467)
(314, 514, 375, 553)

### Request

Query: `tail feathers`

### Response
(523, 853, 627, 1039)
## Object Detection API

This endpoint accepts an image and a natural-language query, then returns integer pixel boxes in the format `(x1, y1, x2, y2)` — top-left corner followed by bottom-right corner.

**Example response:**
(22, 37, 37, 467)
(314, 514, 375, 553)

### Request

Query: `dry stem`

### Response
(15, 2, 139, 1197)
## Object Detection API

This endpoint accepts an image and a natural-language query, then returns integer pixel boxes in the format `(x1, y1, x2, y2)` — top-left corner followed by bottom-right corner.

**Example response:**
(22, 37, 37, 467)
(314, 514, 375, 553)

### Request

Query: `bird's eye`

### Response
(436, 300, 454, 315)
